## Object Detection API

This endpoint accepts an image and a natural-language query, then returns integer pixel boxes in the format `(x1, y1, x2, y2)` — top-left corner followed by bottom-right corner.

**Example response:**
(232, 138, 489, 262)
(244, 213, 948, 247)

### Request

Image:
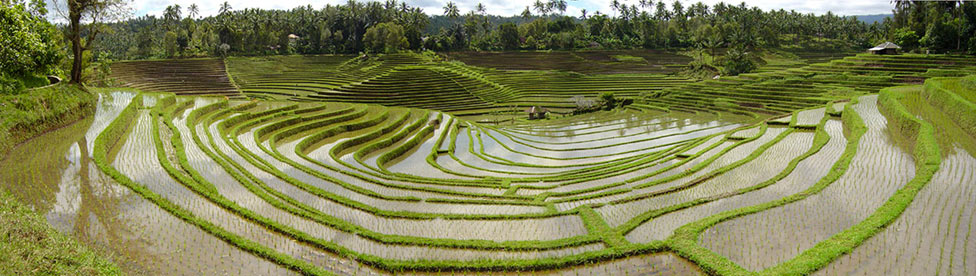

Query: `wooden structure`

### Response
(868, 42, 901, 55)
(526, 106, 549, 119)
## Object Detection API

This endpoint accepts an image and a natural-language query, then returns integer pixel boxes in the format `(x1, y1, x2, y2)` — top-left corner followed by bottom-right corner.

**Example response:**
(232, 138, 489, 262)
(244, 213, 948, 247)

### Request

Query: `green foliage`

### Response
(600, 91, 617, 110)
(0, 3, 62, 92)
(163, 31, 179, 57)
(919, 15, 959, 53)
(896, 30, 918, 52)
(719, 47, 756, 76)
(364, 22, 409, 53)
(498, 22, 519, 50)
(890, 1, 976, 53)
(90, 1, 884, 59)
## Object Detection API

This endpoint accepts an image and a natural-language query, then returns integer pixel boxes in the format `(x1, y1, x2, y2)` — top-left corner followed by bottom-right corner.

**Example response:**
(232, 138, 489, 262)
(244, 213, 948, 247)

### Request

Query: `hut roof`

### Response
(869, 42, 901, 51)
(526, 106, 548, 114)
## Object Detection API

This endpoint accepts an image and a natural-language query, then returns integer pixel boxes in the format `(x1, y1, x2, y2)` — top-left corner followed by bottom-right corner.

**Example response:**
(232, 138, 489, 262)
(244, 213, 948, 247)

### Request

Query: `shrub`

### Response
(600, 92, 617, 110)
(0, 3, 63, 93)
(719, 47, 756, 76)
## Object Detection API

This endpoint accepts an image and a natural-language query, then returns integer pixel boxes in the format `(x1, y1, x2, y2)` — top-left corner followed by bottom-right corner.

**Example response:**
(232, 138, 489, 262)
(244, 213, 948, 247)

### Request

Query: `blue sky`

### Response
(127, 0, 894, 19)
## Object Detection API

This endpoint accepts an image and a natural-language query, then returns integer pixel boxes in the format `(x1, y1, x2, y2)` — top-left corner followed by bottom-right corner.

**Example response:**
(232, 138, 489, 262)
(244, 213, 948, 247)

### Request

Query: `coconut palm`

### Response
(188, 4, 199, 19)
(219, 1, 232, 14)
(610, 0, 620, 17)
(476, 3, 486, 16)
(533, 0, 547, 17)
(443, 2, 459, 19)
(551, 0, 567, 15)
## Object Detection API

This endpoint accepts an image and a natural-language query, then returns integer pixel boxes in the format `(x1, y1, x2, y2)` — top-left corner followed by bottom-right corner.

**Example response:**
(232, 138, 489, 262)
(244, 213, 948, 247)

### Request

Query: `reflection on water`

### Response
(0, 93, 723, 275)
(0, 92, 288, 275)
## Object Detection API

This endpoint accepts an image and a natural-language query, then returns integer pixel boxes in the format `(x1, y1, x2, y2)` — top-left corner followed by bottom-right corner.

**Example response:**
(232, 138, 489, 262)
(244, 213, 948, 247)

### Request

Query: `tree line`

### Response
(3, 0, 976, 91)
(94, 0, 888, 59)
(888, 0, 976, 53)
(52, 0, 976, 62)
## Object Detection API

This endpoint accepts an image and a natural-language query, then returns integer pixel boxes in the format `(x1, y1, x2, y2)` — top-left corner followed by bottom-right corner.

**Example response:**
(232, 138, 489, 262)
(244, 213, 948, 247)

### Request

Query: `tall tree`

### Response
(498, 22, 519, 50)
(551, 0, 567, 15)
(475, 3, 485, 16)
(533, 0, 548, 17)
(521, 6, 532, 19)
(610, 0, 620, 17)
(443, 2, 459, 19)
(188, 3, 198, 19)
(219, 1, 231, 15)
(52, 0, 130, 84)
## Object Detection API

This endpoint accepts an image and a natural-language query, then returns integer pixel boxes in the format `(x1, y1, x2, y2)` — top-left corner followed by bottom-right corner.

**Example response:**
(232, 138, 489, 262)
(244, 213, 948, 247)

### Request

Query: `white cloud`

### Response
(124, 0, 893, 20)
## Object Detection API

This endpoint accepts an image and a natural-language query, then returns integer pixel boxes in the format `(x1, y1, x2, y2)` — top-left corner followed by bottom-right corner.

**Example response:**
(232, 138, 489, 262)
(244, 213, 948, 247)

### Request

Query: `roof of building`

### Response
(869, 42, 901, 51)
(526, 106, 548, 113)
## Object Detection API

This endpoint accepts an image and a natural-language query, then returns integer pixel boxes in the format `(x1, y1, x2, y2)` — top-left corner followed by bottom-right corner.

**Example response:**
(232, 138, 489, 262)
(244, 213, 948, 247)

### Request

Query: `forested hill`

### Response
(92, 0, 908, 61)
(69, 1, 976, 77)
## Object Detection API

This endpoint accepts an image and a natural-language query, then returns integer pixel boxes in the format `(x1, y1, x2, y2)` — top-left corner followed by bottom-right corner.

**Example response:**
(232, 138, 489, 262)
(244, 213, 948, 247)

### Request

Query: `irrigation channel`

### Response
(2, 76, 975, 274)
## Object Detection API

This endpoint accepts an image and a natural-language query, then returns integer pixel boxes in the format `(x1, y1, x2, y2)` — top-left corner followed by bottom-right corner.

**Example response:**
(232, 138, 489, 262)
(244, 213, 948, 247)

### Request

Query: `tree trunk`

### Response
(69, 2, 83, 84)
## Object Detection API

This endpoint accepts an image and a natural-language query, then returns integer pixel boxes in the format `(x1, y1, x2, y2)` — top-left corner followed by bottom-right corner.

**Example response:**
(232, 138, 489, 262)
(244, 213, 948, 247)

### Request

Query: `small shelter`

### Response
(868, 42, 901, 55)
(526, 106, 549, 120)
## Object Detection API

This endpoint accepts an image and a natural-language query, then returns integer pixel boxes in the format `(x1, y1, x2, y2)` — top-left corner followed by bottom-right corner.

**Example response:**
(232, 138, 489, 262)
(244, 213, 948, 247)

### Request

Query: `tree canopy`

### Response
(0, 1, 63, 93)
(364, 22, 409, 53)
(0, 2, 62, 78)
(83, 0, 976, 61)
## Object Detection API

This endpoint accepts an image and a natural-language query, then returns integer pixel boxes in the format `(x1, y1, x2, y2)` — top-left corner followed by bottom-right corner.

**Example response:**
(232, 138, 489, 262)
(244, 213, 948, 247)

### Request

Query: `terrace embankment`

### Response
(110, 58, 242, 98)
(9, 51, 976, 275)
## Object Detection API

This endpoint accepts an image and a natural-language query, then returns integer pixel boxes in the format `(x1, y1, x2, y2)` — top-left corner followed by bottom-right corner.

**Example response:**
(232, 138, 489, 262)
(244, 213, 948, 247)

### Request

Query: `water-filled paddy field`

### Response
(5, 54, 976, 275)
(4, 83, 974, 275)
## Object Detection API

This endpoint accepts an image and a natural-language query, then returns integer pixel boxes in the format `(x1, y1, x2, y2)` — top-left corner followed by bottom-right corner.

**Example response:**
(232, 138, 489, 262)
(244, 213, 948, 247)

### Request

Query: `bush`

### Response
(0, 3, 63, 93)
(600, 92, 617, 110)
(719, 47, 756, 76)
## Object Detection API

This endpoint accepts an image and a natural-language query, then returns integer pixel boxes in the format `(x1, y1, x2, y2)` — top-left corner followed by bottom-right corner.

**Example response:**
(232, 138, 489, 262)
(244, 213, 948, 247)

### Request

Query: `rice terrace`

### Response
(2, 0, 976, 275)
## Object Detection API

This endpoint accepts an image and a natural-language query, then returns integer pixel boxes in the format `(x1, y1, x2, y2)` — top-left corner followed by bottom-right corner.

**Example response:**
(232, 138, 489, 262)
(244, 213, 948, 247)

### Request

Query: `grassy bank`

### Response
(0, 84, 121, 275)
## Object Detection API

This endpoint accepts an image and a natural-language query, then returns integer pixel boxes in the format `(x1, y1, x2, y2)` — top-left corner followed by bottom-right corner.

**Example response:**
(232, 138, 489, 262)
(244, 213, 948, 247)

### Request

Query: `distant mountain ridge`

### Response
(851, 14, 892, 24)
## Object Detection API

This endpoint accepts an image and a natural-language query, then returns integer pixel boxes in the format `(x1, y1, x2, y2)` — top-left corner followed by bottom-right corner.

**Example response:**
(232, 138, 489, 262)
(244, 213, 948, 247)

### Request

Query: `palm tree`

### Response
(580, 9, 587, 20)
(521, 6, 532, 19)
(533, 0, 547, 17)
(219, 1, 232, 14)
(611, 0, 620, 17)
(476, 3, 486, 16)
(163, 4, 182, 30)
(639, 0, 651, 11)
(443, 2, 459, 19)
(552, 0, 567, 15)
(188, 4, 199, 19)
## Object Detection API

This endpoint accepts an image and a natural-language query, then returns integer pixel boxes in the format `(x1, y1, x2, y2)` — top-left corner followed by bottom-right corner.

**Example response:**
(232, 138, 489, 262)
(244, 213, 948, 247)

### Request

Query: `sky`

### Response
(126, 0, 895, 20)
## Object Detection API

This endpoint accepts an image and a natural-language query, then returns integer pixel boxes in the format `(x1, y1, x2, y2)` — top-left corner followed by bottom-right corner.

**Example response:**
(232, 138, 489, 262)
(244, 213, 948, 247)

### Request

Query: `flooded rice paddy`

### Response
(1, 91, 973, 275)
